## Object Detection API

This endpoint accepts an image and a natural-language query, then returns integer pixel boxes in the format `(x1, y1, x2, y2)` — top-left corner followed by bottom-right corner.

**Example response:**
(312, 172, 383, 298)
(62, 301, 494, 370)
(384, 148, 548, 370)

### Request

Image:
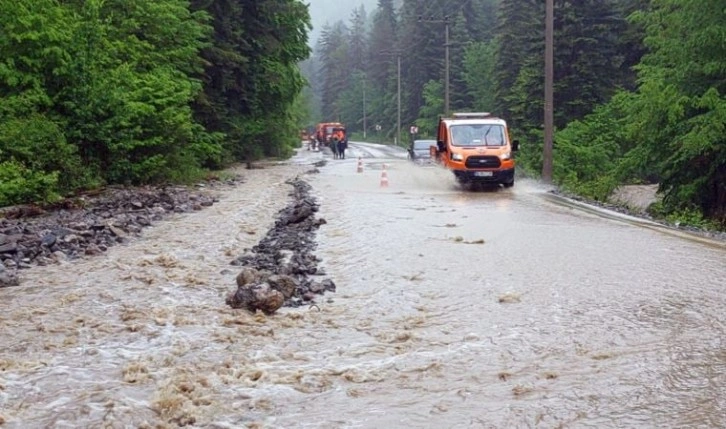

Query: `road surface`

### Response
(1, 141, 724, 428)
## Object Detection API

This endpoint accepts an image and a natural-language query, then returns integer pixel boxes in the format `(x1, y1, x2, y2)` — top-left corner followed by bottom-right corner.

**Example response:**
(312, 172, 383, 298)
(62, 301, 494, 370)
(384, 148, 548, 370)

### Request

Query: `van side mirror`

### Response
(512, 139, 520, 152)
(437, 140, 446, 152)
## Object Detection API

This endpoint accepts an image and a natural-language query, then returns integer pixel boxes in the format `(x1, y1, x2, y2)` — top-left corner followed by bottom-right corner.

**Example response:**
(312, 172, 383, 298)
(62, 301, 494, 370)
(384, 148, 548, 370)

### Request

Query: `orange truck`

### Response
(430, 112, 520, 187)
(316, 122, 345, 146)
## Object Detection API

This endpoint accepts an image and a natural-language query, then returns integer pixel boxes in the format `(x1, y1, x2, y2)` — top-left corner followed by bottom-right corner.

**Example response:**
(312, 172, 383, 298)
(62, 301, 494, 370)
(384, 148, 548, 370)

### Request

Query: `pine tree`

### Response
(492, 0, 542, 123)
(449, 10, 473, 110)
(397, 0, 447, 125)
(317, 22, 350, 121)
(348, 6, 368, 74)
(366, 0, 398, 133)
(464, 0, 499, 42)
(553, 0, 627, 128)
(191, 0, 311, 160)
(463, 41, 497, 111)
(626, 0, 726, 223)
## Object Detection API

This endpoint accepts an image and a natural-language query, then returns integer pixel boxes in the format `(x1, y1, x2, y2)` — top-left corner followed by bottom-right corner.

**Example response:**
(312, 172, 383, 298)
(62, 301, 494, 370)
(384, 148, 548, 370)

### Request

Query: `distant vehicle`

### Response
(408, 139, 436, 165)
(315, 122, 345, 147)
(430, 112, 519, 187)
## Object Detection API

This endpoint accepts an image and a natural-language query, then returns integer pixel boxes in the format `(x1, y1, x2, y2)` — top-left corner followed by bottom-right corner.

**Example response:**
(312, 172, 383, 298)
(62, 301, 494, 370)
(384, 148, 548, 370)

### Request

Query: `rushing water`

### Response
(1, 144, 724, 428)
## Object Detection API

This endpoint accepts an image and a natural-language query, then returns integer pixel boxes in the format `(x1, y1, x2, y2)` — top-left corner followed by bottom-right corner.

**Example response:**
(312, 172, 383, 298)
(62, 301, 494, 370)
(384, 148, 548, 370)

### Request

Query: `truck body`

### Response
(430, 112, 519, 187)
(315, 122, 345, 146)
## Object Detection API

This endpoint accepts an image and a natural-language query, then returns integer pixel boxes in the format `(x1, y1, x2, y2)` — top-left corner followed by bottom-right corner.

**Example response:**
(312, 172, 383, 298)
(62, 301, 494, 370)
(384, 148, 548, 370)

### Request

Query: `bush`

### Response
(647, 200, 722, 230)
(0, 115, 87, 192)
(552, 92, 636, 200)
(0, 161, 60, 206)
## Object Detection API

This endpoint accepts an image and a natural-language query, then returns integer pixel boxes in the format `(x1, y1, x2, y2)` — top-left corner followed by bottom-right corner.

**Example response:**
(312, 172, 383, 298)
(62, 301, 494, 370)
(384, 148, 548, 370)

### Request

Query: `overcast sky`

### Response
(307, 0, 378, 46)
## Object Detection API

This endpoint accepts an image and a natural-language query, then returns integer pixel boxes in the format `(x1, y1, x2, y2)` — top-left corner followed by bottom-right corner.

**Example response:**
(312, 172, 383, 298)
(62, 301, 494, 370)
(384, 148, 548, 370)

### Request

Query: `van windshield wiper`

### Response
(483, 126, 493, 145)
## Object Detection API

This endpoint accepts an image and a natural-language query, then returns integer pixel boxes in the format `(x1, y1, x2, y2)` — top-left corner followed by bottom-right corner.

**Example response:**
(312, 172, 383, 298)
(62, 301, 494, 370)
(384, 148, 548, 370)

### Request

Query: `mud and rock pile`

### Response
(0, 177, 240, 287)
(227, 178, 334, 313)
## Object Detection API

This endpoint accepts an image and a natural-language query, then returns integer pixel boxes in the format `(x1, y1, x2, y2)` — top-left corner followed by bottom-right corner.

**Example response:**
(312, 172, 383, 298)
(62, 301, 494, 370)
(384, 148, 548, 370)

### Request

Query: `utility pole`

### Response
(379, 50, 402, 146)
(543, 0, 554, 183)
(418, 15, 451, 116)
(362, 75, 367, 139)
(397, 54, 401, 147)
(445, 20, 450, 116)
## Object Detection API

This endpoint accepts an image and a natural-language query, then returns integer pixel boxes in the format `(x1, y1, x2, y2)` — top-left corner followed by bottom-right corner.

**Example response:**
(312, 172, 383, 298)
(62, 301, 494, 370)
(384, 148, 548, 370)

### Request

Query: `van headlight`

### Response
(451, 153, 463, 161)
(500, 152, 512, 160)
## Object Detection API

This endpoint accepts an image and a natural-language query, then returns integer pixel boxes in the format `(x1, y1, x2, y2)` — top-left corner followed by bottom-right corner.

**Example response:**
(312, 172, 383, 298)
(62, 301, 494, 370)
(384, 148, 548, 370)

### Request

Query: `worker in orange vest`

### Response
(334, 128, 347, 159)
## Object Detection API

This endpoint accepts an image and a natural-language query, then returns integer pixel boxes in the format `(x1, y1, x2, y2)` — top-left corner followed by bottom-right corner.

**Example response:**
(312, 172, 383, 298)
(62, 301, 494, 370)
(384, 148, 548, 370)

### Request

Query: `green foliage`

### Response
(414, 80, 443, 137)
(336, 71, 368, 131)
(0, 115, 85, 190)
(60, 0, 213, 184)
(449, 11, 473, 110)
(362, 0, 398, 133)
(647, 201, 722, 231)
(624, 0, 726, 224)
(553, 91, 635, 200)
(463, 41, 497, 112)
(192, 0, 311, 163)
(0, 161, 60, 206)
(0, 0, 74, 116)
(0, 0, 313, 207)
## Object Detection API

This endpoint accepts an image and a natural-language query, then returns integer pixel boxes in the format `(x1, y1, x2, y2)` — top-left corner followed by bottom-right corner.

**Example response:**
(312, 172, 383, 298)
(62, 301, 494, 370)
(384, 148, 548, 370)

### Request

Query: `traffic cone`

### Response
(357, 157, 364, 173)
(380, 164, 389, 187)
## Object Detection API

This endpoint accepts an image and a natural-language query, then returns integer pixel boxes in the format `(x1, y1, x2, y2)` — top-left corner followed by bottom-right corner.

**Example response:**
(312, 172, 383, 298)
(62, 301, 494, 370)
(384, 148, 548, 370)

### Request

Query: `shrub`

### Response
(0, 161, 60, 206)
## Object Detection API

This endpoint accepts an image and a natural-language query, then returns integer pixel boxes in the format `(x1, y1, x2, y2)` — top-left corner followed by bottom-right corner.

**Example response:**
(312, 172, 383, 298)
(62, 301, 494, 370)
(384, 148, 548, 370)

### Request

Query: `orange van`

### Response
(430, 112, 520, 187)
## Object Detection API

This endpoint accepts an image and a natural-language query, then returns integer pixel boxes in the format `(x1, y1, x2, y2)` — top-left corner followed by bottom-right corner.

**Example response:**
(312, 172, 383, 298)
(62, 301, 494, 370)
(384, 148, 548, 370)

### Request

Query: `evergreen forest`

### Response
(1, 0, 724, 228)
(308, 0, 725, 228)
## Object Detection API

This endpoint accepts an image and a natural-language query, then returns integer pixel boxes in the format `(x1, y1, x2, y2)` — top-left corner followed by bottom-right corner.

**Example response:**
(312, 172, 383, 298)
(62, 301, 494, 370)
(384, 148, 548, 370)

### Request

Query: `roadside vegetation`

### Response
(0, 0, 311, 207)
(307, 0, 725, 229)
(2, 0, 723, 229)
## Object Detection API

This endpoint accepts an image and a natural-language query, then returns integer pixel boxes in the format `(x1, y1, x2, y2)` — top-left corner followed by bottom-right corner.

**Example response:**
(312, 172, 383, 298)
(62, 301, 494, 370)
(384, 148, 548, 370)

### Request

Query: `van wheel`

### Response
(503, 180, 514, 188)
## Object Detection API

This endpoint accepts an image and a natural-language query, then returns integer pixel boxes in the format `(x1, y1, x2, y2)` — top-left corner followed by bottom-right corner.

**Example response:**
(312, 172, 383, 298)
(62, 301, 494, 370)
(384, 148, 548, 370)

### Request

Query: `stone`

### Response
(85, 244, 103, 256)
(267, 274, 299, 299)
(322, 279, 336, 292)
(0, 271, 19, 287)
(0, 243, 17, 253)
(227, 178, 336, 311)
(226, 282, 284, 314)
(236, 268, 266, 287)
(41, 233, 57, 247)
(108, 225, 128, 239)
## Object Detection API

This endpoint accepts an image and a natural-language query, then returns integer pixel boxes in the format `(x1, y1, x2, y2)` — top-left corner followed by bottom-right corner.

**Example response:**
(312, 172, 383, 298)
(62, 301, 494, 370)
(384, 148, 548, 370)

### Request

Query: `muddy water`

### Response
(1, 145, 725, 428)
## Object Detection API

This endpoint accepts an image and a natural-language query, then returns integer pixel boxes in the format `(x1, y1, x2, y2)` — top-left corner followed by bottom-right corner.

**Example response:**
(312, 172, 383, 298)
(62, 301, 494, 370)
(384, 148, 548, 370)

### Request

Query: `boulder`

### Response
(267, 274, 299, 299)
(226, 282, 284, 314)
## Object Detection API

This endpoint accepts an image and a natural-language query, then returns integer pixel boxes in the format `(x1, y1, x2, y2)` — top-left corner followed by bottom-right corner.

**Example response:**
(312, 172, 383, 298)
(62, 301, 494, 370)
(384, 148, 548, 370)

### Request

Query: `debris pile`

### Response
(0, 177, 240, 287)
(228, 178, 334, 313)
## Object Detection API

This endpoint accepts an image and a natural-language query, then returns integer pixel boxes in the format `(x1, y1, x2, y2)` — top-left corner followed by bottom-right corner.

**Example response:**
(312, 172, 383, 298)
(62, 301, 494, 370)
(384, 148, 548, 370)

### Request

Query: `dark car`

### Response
(408, 139, 436, 165)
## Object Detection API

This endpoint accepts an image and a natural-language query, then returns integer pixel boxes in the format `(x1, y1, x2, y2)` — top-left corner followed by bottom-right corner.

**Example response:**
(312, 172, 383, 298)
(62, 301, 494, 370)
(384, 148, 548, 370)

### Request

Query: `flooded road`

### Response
(1, 142, 725, 428)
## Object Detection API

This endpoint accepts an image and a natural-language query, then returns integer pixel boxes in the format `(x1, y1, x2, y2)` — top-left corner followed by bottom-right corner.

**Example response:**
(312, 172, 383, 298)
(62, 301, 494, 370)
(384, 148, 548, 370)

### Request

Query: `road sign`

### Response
(410, 126, 419, 134)
(375, 124, 382, 131)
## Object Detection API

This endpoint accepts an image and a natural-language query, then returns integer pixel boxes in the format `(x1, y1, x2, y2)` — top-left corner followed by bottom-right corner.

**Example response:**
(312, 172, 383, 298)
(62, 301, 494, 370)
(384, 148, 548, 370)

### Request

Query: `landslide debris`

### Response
(0, 177, 241, 287)
(227, 178, 334, 313)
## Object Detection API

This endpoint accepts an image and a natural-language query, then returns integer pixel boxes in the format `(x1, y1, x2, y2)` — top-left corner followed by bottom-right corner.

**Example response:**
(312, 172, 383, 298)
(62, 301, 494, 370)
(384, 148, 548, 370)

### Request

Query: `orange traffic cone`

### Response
(357, 157, 364, 173)
(380, 164, 389, 187)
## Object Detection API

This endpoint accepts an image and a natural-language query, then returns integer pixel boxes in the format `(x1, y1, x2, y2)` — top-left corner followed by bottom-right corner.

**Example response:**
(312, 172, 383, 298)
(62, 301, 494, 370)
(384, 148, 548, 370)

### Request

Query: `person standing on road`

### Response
(335, 129, 347, 159)
(331, 134, 340, 159)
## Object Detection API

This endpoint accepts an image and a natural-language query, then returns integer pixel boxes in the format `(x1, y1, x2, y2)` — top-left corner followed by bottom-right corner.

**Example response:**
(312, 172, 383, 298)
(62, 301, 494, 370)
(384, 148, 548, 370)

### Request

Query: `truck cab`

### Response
(430, 112, 519, 187)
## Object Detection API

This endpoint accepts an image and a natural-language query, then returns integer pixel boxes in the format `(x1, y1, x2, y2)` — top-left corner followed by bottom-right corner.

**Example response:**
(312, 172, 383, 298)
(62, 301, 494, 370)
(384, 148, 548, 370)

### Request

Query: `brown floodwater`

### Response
(1, 143, 724, 428)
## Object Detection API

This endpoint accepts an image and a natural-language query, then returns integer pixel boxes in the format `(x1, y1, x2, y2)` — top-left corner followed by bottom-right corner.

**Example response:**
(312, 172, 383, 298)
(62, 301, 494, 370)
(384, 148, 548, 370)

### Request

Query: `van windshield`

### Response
(451, 124, 506, 147)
